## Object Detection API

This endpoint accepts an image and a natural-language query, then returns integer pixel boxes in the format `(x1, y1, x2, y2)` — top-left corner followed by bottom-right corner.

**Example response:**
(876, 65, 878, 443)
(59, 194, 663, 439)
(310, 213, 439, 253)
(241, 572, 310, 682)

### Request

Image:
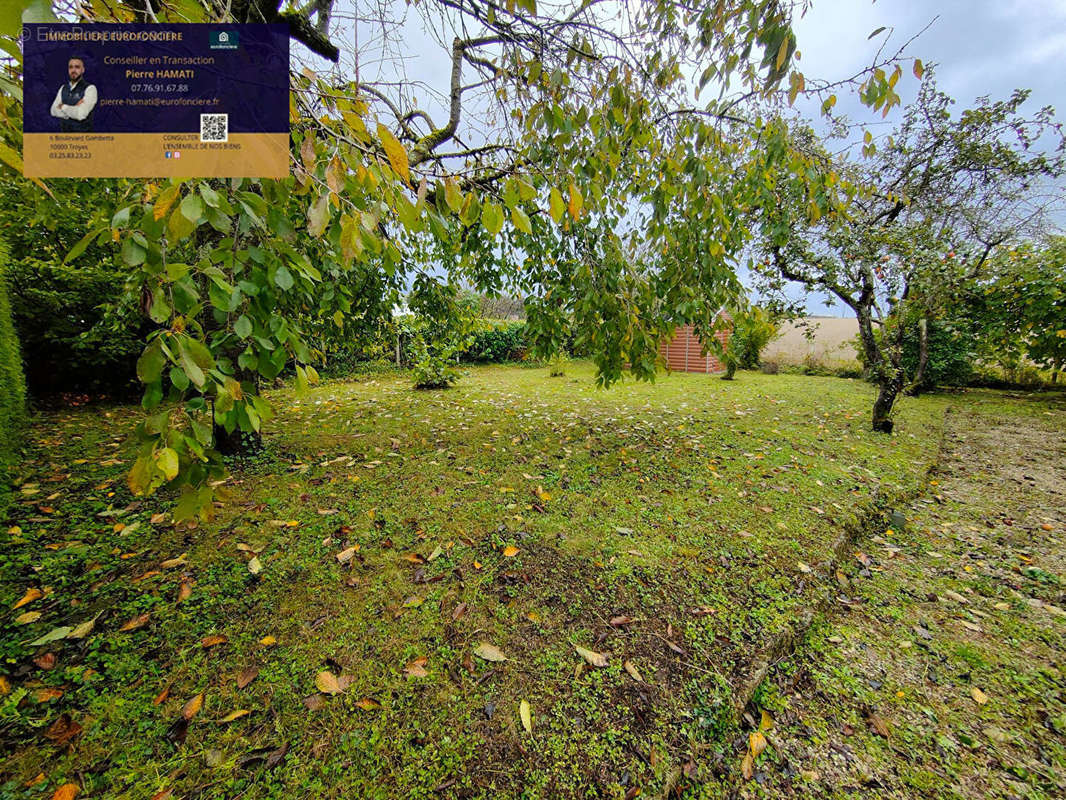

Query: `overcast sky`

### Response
(793, 0, 1066, 131)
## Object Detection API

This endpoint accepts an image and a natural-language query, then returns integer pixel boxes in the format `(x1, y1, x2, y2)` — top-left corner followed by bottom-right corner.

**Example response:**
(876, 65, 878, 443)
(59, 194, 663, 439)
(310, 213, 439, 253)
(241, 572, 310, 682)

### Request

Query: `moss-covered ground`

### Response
(743, 390, 1066, 799)
(1, 363, 961, 798)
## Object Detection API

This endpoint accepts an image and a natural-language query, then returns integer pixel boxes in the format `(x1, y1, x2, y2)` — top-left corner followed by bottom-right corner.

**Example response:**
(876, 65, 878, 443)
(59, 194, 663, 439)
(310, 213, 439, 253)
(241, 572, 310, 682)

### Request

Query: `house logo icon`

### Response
(210, 30, 239, 49)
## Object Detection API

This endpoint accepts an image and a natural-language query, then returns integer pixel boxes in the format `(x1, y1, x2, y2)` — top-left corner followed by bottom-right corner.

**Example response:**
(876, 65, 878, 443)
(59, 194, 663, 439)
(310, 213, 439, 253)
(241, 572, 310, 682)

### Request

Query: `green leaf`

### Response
(548, 187, 565, 224)
(121, 235, 146, 267)
(275, 264, 295, 291)
(148, 286, 171, 323)
(136, 341, 167, 383)
(156, 448, 180, 481)
(111, 206, 131, 229)
(234, 315, 253, 339)
(307, 193, 329, 237)
(168, 206, 196, 240)
(481, 201, 504, 235)
(64, 225, 106, 264)
(511, 206, 532, 235)
(180, 193, 204, 222)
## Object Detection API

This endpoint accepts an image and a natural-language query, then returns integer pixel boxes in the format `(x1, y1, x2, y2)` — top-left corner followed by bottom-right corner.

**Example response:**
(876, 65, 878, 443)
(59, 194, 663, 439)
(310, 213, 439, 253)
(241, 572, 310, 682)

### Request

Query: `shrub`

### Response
(0, 238, 27, 470)
(729, 307, 779, 369)
(7, 256, 144, 398)
(900, 320, 975, 390)
(460, 321, 527, 363)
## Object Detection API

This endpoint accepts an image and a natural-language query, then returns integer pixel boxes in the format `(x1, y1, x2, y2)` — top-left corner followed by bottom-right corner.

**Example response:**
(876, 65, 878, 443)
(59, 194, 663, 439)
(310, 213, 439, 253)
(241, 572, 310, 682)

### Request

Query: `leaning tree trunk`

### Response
(872, 367, 905, 433)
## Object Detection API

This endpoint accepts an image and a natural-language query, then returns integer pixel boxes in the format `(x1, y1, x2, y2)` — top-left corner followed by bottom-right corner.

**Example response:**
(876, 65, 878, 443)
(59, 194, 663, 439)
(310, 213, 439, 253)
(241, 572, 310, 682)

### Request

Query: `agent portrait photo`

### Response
(50, 55, 97, 132)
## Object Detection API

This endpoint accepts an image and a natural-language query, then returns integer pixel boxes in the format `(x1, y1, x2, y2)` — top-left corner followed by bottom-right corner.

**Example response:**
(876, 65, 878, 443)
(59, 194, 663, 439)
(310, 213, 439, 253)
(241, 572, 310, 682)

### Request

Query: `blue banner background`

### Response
(23, 23, 289, 134)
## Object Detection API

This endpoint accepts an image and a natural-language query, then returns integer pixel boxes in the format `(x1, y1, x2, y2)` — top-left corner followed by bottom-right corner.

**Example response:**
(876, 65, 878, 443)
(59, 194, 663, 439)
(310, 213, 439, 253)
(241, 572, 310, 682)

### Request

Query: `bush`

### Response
(459, 321, 527, 363)
(0, 239, 27, 470)
(8, 257, 145, 398)
(900, 320, 975, 390)
(729, 307, 779, 369)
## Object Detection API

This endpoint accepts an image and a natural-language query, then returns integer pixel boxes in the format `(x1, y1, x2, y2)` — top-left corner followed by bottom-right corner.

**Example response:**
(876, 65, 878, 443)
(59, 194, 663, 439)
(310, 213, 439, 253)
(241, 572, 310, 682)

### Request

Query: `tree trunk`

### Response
(872, 368, 904, 433)
(721, 360, 736, 380)
(906, 317, 929, 396)
(213, 424, 263, 456)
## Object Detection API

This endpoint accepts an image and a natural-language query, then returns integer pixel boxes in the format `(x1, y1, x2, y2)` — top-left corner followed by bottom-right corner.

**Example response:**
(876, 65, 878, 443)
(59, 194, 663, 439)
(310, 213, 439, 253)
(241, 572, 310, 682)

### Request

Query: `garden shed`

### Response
(659, 320, 731, 374)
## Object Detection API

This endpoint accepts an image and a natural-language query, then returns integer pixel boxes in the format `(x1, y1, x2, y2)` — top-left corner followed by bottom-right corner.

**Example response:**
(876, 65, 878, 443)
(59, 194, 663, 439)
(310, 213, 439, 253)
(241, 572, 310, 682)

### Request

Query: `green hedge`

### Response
(0, 237, 27, 469)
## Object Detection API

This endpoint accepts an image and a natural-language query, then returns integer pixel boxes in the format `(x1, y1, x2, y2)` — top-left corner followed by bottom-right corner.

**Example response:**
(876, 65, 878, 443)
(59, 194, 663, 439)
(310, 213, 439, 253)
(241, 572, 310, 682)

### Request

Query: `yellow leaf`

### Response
(153, 185, 180, 222)
(376, 123, 410, 185)
(567, 182, 583, 220)
(315, 670, 342, 695)
(15, 611, 42, 625)
(12, 587, 43, 610)
(749, 730, 767, 758)
(51, 784, 80, 800)
(519, 699, 532, 734)
(913, 59, 924, 79)
(574, 644, 608, 667)
(219, 709, 250, 723)
(355, 697, 381, 710)
(502, 545, 519, 557)
(759, 710, 774, 731)
(259, 635, 277, 646)
(473, 642, 507, 662)
(623, 660, 644, 682)
(741, 751, 754, 780)
(247, 556, 262, 575)
(181, 692, 204, 720)
(971, 687, 989, 705)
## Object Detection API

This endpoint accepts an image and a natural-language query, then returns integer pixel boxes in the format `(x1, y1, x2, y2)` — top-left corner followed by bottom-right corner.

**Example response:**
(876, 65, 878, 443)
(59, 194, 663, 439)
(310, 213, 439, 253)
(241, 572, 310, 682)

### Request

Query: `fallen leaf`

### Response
(797, 561, 812, 573)
(502, 545, 519, 557)
(34, 687, 64, 702)
(201, 634, 228, 649)
(866, 711, 890, 737)
(119, 613, 150, 632)
(236, 667, 259, 689)
(14, 611, 42, 625)
(759, 710, 774, 731)
(30, 626, 72, 646)
(401, 552, 425, 564)
(12, 587, 43, 609)
(519, 699, 532, 734)
(609, 615, 635, 627)
(404, 657, 428, 678)
(34, 652, 57, 670)
(336, 546, 359, 564)
(265, 741, 289, 768)
(181, 692, 204, 720)
(315, 670, 342, 695)
(161, 553, 187, 568)
(177, 580, 193, 602)
(623, 660, 644, 683)
(302, 693, 326, 711)
(44, 713, 83, 745)
(741, 751, 754, 780)
(971, 687, 989, 705)
(219, 709, 250, 723)
(574, 644, 608, 667)
(0, 676, 11, 695)
(247, 556, 262, 575)
(451, 603, 468, 621)
(355, 697, 381, 711)
(153, 685, 171, 705)
(68, 615, 98, 639)
(51, 784, 79, 800)
(473, 642, 507, 662)
(402, 595, 423, 608)
(259, 635, 277, 646)
(749, 730, 767, 757)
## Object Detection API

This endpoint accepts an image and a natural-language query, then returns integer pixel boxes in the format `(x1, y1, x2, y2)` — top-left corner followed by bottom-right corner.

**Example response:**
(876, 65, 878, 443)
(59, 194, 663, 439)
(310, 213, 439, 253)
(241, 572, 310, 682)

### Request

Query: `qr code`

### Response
(200, 113, 228, 142)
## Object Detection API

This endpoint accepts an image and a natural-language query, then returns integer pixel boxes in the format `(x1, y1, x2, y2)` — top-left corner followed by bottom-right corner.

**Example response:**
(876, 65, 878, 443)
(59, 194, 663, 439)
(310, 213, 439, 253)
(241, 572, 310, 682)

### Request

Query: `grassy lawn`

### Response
(747, 391, 1066, 799)
(1, 363, 951, 799)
